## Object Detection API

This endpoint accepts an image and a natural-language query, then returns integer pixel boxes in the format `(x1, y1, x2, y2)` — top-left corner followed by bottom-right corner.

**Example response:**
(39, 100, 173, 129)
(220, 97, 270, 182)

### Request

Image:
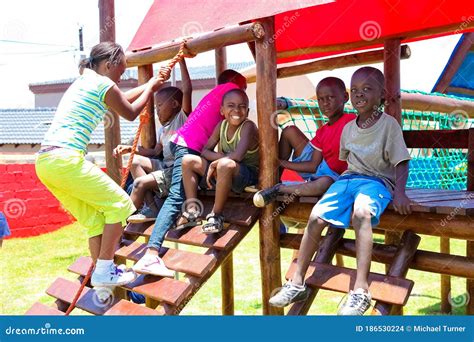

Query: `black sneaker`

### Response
(253, 184, 281, 208)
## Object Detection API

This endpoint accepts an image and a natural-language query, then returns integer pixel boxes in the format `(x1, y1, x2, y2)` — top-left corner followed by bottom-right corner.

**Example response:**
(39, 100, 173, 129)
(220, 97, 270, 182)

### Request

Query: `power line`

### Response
(0, 39, 75, 48)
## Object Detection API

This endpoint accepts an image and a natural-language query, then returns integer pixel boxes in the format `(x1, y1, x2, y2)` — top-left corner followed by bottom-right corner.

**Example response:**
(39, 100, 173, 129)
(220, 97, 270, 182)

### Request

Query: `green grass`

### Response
(0, 223, 470, 315)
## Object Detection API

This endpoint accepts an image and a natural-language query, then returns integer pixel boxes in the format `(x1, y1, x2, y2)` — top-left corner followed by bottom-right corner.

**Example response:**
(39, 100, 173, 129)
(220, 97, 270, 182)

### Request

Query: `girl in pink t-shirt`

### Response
(132, 70, 247, 277)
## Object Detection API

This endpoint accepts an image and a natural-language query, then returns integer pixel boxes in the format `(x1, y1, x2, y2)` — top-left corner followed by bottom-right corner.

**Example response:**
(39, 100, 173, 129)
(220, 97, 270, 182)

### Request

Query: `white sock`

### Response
(95, 259, 114, 274)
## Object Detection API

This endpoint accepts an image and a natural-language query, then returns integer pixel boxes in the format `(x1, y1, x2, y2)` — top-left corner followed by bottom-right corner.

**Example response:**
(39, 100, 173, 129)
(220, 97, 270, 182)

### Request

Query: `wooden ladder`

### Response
(26, 196, 260, 316)
(282, 228, 420, 315)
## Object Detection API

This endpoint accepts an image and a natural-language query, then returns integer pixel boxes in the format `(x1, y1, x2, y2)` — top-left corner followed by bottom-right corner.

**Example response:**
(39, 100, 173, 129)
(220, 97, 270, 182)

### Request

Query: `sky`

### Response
(0, 0, 461, 108)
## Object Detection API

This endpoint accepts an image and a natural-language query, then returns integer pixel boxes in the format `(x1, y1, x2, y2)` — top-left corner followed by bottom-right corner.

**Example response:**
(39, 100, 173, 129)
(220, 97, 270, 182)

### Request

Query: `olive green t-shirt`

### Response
(339, 113, 411, 192)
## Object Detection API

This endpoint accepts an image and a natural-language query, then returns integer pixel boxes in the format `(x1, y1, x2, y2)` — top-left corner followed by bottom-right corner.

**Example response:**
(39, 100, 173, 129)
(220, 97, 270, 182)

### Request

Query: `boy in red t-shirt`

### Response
(253, 77, 356, 207)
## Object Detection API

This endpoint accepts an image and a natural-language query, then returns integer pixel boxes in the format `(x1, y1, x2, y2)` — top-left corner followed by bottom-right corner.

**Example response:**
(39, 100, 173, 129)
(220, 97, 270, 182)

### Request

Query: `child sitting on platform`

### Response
(113, 59, 192, 223)
(179, 89, 259, 234)
(132, 70, 247, 277)
(253, 77, 355, 207)
(269, 67, 412, 315)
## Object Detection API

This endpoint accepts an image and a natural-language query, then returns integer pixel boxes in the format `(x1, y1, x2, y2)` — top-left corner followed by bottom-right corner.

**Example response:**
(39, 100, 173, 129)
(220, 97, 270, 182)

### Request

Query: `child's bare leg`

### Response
(213, 159, 239, 214)
(89, 235, 102, 263)
(130, 174, 159, 209)
(292, 207, 327, 285)
(279, 177, 334, 197)
(130, 155, 154, 179)
(279, 126, 309, 160)
(182, 155, 207, 212)
(98, 222, 123, 260)
(351, 207, 373, 291)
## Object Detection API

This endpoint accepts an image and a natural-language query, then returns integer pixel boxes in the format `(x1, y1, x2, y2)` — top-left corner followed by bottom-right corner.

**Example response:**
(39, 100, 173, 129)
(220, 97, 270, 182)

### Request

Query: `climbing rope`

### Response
(120, 41, 192, 189)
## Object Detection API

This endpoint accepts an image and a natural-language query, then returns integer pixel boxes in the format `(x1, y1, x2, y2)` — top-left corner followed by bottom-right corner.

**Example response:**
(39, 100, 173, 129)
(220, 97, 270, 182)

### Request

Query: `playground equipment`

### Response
(27, 0, 474, 315)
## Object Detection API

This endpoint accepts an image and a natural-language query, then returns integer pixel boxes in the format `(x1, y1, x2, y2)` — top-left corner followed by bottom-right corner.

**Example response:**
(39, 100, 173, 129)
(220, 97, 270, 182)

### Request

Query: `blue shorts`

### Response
(201, 162, 258, 194)
(291, 142, 340, 181)
(312, 174, 392, 228)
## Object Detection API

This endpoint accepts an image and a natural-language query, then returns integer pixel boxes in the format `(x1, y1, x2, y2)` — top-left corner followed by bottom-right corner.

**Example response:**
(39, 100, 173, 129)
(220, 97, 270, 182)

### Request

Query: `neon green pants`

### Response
(35, 148, 135, 237)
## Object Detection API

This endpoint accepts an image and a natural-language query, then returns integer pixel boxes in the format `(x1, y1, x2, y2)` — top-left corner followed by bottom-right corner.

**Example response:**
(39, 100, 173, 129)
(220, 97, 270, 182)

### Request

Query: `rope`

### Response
(120, 41, 192, 189)
(65, 263, 94, 315)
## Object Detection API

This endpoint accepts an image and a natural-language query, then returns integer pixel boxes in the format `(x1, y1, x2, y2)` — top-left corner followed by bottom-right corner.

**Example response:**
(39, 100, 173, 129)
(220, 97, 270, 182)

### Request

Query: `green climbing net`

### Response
(279, 90, 473, 190)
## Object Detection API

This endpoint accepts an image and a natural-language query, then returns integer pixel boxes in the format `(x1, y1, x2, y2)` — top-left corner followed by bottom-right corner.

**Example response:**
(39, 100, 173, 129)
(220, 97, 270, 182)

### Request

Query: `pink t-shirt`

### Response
(173, 83, 239, 152)
(310, 113, 356, 174)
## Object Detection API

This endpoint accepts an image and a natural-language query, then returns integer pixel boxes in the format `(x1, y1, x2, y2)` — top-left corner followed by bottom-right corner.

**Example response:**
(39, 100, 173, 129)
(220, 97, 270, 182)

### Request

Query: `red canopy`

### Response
(128, 0, 474, 64)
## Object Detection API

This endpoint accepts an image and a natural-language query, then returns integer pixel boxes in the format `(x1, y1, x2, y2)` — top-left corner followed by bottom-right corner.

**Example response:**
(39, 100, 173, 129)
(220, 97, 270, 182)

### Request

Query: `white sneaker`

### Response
(337, 288, 372, 315)
(90, 264, 137, 287)
(269, 281, 309, 307)
(132, 254, 175, 278)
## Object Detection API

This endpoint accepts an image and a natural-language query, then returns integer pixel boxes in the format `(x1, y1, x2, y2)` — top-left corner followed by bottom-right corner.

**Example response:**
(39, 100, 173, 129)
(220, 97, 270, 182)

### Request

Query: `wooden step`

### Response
(115, 241, 217, 277)
(286, 260, 413, 305)
(68, 256, 192, 306)
(104, 299, 164, 315)
(25, 302, 65, 315)
(46, 277, 119, 315)
(123, 275, 192, 305)
(125, 223, 248, 251)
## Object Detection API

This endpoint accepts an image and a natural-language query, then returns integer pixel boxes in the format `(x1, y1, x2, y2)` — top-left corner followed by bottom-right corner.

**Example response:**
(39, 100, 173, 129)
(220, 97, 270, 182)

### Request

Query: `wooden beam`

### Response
(445, 86, 474, 98)
(467, 241, 474, 314)
(277, 21, 474, 60)
(137, 65, 155, 149)
(246, 45, 411, 83)
(99, 0, 122, 184)
(281, 234, 474, 279)
(255, 16, 282, 316)
(434, 32, 474, 93)
(278, 93, 474, 117)
(126, 22, 265, 67)
(281, 203, 474, 240)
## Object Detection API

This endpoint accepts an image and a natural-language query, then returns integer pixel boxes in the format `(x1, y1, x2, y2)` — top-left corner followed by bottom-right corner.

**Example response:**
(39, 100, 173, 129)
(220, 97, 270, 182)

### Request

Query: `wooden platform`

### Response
(26, 197, 260, 316)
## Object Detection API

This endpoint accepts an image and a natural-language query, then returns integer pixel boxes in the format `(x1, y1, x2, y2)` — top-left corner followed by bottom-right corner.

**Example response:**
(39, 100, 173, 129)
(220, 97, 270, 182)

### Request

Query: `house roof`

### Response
(29, 61, 254, 88)
(0, 108, 139, 145)
(128, 0, 474, 64)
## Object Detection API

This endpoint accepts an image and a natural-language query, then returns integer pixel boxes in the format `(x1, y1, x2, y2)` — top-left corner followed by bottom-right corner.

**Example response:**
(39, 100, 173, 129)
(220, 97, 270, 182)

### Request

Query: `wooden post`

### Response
(137, 65, 155, 148)
(383, 38, 404, 315)
(440, 237, 452, 314)
(466, 129, 474, 314)
(255, 16, 282, 315)
(221, 254, 234, 315)
(372, 230, 420, 315)
(215, 47, 227, 79)
(99, 0, 122, 184)
(215, 46, 234, 315)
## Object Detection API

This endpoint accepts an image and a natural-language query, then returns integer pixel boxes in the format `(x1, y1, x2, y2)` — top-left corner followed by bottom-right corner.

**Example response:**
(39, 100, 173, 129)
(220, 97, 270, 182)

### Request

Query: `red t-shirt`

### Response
(310, 114, 357, 175)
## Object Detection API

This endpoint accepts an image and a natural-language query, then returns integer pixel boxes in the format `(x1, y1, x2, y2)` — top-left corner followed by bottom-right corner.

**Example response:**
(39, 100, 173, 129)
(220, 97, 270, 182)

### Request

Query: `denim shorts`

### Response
(292, 142, 340, 181)
(312, 174, 392, 228)
(201, 162, 258, 193)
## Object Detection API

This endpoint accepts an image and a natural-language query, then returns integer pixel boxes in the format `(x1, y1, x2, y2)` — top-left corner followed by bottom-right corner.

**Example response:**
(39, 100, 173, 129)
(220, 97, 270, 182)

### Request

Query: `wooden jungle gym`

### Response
(26, 0, 474, 316)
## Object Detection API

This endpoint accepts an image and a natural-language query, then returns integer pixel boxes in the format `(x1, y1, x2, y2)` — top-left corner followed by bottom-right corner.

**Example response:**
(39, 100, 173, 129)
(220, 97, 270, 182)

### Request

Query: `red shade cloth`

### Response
(128, 0, 474, 63)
